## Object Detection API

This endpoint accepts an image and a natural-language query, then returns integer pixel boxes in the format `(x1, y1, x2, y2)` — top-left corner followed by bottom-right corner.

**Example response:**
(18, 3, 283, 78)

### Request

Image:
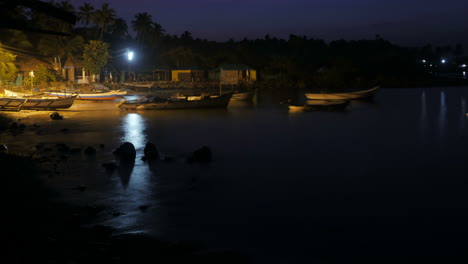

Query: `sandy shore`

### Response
(0, 112, 250, 264)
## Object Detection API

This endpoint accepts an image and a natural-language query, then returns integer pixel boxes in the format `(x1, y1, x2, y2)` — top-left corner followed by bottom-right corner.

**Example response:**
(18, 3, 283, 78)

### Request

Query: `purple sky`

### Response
(69, 0, 468, 47)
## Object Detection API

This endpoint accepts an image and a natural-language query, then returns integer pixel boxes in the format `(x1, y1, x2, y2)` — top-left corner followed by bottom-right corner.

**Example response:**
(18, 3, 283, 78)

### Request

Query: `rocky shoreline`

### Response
(0, 113, 250, 264)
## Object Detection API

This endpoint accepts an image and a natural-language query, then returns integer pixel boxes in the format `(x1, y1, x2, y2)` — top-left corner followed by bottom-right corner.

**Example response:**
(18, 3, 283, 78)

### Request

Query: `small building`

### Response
(63, 56, 87, 83)
(171, 67, 208, 82)
(15, 57, 54, 85)
(209, 64, 257, 85)
(152, 67, 172, 81)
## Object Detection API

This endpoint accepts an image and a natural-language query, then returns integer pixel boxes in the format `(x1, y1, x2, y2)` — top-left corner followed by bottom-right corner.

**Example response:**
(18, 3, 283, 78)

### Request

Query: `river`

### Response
(2, 86, 468, 263)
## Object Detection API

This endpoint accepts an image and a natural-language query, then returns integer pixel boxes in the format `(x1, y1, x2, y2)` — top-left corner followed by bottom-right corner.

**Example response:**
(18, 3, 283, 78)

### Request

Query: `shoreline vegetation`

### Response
(1, 2, 467, 94)
(0, 115, 249, 264)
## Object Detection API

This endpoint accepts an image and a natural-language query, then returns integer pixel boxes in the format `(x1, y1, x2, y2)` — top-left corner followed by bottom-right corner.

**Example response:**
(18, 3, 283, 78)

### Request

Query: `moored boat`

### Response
(0, 94, 77, 110)
(304, 86, 380, 100)
(44, 90, 126, 100)
(118, 93, 233, 110)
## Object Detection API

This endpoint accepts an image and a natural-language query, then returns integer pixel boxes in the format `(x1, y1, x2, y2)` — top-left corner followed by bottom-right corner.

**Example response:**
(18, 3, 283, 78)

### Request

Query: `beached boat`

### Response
(44, 90, 126, 100)
(231, 89, 256, 101)
(304, 86, 380, 100)
(118, 93, 233, 110)
(0, 95, 77, 110)
(3, 89, 40, 97)
(288, 105, 305, 112)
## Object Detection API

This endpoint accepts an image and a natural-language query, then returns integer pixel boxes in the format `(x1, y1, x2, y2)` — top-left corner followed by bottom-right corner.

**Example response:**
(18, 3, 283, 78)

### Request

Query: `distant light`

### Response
(461, 64, 467, 68)
(127, 51, 134, 61)
(422, 59, 426, 63)
(464, 71, 466, 76)
(441, 59, 446, 64)
(430, 64, 433, 67)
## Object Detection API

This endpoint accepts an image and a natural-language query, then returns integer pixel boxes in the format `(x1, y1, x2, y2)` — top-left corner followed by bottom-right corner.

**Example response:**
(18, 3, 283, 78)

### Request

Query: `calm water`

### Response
(3, 87, 468, 263)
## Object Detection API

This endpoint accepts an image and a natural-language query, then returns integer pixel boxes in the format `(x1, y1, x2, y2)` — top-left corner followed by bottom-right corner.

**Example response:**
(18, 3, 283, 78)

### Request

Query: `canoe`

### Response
(3, 89, 40, 97)
(118, 93, 233, 110)
(44, 90, 126, 100)
(0, 95, 77, 110)
(304, 86, 380, 100)
(288, 105, 305, 112)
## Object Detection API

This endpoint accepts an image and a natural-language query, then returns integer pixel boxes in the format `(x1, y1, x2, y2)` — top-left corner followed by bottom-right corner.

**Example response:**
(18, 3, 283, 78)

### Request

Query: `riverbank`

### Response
(0, 114, 250, 264)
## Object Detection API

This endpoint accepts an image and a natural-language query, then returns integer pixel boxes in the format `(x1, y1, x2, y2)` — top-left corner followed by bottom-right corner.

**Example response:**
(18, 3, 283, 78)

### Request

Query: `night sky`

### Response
(69, 0, 468, 47)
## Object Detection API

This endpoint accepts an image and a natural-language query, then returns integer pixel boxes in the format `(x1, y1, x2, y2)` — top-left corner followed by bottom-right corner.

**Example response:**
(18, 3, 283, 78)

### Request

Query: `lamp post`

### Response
(127, 49, 134, 81)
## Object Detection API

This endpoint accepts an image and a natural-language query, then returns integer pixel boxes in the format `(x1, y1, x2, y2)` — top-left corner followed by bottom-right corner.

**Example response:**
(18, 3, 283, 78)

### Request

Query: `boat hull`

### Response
(231, 90, 255, 101)
(44, 90, 124, 100)
(304, 86, 380, 100)
(119, 93, 233, 110)
(0, 95, 77, 110)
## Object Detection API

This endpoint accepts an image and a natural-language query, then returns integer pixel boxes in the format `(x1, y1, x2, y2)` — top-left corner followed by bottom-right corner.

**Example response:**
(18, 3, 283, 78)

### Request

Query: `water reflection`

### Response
(420, 89, 427, 144)
(459, 97, 466, 136)
(119, 113, 151, 188)
(438, 89, 447, 148)
(122, 113, 146, 150)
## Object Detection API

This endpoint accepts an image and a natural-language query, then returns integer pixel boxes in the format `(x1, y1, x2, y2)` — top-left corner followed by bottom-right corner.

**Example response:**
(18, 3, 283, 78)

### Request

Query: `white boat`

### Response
(304, 86, 380, 100)
(288, 105, 305, 112)
(44, 90, 126, 100)
(4, 89, 38, 97)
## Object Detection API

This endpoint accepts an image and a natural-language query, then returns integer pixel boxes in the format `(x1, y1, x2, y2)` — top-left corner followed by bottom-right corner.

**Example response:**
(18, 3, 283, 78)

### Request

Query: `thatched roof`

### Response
(63, 56, 83, 68)
(16, 57, 53, 72)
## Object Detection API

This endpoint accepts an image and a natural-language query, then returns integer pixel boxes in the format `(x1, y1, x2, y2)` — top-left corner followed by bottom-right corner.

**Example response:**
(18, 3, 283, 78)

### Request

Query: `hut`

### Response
(171, 67, 208, 82)
(152, 67, 172, 81)
(63, 56, 86, 83)
(15, 57, 54, 85)
(209, 64, 257, 85)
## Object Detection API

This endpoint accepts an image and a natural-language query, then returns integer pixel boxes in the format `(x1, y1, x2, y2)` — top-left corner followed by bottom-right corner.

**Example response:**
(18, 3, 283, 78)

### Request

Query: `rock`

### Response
(8, 121, 20, 130)
(113, 142, 136, 161)
(0, 144, 8, 152)
(70, 147, 82, 154)
(56, 143, 70, 152)
(73, 185, 87, 191)
(143, 142, 159, 160)
(84, 146, 96, 155)
(138, 205, 150, 212)
(102, 162, 118, 172)
(187, 146, 212, 163)
(49, 112, 63, 120)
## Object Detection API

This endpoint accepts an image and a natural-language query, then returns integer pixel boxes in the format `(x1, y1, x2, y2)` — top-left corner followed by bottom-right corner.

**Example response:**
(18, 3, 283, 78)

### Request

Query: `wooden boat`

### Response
(3, 89, 39, 97)
(118, 93, 233, 110)
(44, 90, 126, 100)
(288, 105, 305, 112)
(0, 95, 77, 110)
(304, 99, 350, 111)
(231, 89, 256, 101)
(304, 86, 380, 100)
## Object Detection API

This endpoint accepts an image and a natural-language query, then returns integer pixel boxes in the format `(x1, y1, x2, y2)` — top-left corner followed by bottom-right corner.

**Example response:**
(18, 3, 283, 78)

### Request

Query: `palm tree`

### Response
(77, 2, 95, 26)
(54, 1, 75, 33)
(131, 12, 155, 46)
(38, 34, 84, 70)
(93, 3, 116, 40)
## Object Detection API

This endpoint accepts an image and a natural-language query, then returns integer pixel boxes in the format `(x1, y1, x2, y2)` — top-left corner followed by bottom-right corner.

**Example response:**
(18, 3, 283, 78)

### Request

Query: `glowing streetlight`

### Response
(127, 50, 134, 61)
(441, 59, 446, 64)
(422, 59, 426, 63)
(126, 49, 134, 81)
